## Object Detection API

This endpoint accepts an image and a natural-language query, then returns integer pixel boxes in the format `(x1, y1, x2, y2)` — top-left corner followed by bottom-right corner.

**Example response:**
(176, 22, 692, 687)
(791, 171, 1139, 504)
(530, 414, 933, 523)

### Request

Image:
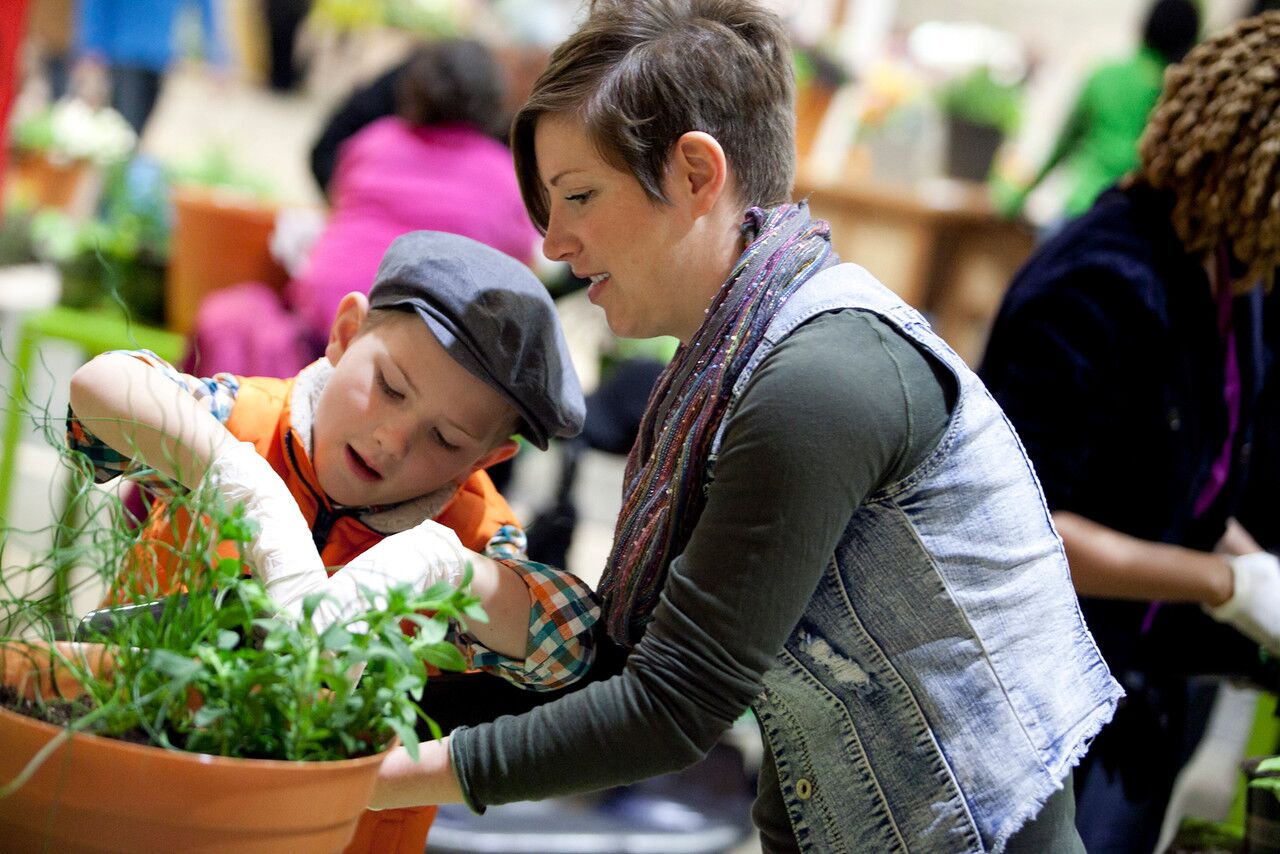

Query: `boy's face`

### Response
(534, 114, 706, 342)
(312, 295, 518, 507)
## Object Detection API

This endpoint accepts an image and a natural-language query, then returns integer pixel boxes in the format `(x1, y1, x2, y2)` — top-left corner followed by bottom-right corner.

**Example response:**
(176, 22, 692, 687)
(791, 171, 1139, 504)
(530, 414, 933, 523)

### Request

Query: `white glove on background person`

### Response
(204, 441, 328, 616)
(1204, 551, 1280, 656)
(310, 517, 474, 634)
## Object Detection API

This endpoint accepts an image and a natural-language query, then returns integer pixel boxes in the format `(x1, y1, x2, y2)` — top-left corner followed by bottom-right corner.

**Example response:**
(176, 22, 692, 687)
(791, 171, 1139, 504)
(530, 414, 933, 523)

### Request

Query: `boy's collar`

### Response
(289, 359, 459, 534)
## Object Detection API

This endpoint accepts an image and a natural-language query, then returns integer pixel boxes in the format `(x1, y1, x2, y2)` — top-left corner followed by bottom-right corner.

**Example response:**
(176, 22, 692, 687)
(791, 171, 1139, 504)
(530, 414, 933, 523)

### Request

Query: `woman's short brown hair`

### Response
(511, 0, 796, 232)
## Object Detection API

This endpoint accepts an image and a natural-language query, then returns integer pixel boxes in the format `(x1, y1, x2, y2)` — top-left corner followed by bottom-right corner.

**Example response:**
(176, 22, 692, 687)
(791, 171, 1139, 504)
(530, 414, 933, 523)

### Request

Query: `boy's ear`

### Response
(671, 131, 729, 218)
(326, 292, 370, 364)
(457, 439, 520, 484)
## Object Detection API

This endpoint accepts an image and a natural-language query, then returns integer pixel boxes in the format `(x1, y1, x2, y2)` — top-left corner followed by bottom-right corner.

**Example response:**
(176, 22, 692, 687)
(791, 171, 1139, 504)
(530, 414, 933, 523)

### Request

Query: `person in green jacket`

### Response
(1003, 0, 1199, 221)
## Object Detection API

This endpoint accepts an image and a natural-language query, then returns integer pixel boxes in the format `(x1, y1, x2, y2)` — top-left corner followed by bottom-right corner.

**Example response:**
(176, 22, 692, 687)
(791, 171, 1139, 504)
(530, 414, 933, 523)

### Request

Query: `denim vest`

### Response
(711, 263, 1122, 853)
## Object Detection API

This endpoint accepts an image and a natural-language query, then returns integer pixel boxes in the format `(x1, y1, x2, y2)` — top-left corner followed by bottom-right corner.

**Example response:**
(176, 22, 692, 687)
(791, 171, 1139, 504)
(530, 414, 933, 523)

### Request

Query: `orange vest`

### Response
(120, 374, 519, 853)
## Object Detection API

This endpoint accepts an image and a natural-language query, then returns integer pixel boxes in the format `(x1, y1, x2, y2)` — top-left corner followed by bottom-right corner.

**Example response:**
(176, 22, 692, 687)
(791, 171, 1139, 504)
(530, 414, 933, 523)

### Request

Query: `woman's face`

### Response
(534, 114, 705, 341)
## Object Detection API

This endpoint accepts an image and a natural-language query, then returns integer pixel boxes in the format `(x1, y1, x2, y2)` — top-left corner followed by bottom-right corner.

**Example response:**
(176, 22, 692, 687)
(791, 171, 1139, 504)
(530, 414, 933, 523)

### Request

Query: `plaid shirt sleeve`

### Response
(451, 525, 600, 690)
(65, 350, 240, 489)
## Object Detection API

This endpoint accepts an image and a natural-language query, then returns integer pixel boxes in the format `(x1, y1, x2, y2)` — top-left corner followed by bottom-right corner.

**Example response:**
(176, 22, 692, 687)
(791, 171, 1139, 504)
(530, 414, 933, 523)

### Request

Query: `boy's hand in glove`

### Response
(205, 441, 328, 616)
(310, 518, 473, 633)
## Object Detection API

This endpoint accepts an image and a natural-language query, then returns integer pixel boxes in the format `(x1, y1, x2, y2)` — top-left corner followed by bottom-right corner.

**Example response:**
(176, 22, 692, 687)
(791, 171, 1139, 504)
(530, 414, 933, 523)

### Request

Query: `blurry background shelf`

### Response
(797, 174, 1035, 365)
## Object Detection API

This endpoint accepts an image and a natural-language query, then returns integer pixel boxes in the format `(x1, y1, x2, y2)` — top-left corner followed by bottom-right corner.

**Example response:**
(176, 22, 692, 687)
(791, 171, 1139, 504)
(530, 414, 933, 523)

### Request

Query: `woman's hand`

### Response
(370, 738, 464, 810)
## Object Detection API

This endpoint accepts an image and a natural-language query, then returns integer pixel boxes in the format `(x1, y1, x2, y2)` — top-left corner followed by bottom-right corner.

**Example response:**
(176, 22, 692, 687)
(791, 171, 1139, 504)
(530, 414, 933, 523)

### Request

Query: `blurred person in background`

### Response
(27, 0, 74, 100)
(74, 0, 227, 136)
(261, 0, 310, 92)
(189, 38, 538, 380)
(981, 13, 1280, 851)
(308, 51, 415, 199)
(1000, 0, 1199, 224)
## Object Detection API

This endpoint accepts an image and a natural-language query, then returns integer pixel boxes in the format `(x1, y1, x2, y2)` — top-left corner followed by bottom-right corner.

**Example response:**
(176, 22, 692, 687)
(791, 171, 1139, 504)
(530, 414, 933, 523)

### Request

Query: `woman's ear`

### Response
(671, 131, 729, 218)
(326, 292, 370, 365)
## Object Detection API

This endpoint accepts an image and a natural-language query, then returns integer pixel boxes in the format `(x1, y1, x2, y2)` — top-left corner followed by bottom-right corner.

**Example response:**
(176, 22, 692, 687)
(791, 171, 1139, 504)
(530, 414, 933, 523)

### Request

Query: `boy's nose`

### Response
(372, 420, 413, 461)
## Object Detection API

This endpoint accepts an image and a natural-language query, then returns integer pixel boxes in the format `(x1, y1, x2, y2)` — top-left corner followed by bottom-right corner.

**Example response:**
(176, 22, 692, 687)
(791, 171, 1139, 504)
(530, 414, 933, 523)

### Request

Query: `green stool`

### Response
(0, 305, 185, 523)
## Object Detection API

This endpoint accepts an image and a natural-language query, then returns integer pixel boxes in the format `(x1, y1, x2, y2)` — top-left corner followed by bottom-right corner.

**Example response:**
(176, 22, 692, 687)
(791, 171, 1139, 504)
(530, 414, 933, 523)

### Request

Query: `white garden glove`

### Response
(310, 517, 473, 634)
(1204, 552, 1280, 656)
(205, 441, 328, 616)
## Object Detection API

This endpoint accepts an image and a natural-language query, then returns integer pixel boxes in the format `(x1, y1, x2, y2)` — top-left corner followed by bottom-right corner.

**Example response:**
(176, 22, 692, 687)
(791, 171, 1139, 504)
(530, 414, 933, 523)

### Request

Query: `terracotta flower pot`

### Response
(0, 641, 388, 853)
(7, 150, 100, 216)
(165, 185, 288, 336)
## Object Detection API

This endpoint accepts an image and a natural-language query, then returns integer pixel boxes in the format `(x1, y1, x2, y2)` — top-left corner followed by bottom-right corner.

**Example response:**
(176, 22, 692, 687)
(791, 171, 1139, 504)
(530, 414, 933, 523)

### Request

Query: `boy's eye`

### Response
(434, 429, 461, 452)
(376, 371, 405, 401)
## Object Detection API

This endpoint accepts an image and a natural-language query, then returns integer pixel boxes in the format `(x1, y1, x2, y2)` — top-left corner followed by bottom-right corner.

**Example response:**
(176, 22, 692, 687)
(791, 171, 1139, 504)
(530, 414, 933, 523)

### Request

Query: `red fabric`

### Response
(0, 0, 31, 194)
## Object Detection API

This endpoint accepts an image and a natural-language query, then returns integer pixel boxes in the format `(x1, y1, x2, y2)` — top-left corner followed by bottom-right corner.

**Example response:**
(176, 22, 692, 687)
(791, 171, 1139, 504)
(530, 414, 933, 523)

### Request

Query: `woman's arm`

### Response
(1054, 512, 1280, 655)
(369, 310, 947, 810)
(1053, 510, 1233, 605)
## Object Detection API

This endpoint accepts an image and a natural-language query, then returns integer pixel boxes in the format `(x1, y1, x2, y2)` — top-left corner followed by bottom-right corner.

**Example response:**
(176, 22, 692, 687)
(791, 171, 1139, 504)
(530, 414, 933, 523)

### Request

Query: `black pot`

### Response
(944, 116, 1004, 182)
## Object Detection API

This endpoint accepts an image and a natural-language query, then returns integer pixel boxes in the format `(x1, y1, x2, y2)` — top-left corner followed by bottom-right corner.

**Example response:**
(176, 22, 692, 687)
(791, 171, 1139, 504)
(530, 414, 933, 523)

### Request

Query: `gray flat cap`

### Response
(369, 231, 584, 450)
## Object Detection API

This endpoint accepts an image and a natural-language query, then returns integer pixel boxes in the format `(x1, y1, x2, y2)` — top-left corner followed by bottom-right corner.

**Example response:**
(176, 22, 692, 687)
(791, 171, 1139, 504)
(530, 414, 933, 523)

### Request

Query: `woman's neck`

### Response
(674, 207, 753, 342)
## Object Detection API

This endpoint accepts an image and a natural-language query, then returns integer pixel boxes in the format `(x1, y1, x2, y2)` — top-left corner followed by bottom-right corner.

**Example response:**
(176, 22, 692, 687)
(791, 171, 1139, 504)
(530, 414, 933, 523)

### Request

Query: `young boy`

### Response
(67, 230, 599, 854)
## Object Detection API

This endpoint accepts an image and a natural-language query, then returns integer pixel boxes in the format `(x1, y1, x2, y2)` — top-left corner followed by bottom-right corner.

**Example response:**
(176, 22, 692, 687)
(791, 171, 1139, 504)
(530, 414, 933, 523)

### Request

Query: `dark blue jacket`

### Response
(980, 184, 1278, 676)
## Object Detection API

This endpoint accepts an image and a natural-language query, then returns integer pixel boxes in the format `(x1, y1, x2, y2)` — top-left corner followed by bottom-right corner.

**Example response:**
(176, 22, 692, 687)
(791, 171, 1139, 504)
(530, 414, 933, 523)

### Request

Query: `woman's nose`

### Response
(541, 214, 578, 262)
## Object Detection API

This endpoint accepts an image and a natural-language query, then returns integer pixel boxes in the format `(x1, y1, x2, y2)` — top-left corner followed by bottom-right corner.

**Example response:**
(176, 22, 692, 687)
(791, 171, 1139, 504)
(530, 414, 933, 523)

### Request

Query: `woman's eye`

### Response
(377, 372, 405, 401)
(564, 191, 593, 204)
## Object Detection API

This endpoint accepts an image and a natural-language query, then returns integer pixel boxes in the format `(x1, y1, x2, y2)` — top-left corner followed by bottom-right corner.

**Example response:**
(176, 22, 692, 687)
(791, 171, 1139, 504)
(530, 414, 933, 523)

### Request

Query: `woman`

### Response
(981, 13, 1280, 850)
(190, 38, 539, 377)
(365, 2, 1120, 850)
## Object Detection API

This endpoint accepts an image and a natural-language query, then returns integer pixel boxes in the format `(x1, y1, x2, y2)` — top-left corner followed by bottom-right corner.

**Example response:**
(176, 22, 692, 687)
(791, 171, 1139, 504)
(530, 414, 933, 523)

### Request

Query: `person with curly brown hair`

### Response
(981, 13, 1280, 850)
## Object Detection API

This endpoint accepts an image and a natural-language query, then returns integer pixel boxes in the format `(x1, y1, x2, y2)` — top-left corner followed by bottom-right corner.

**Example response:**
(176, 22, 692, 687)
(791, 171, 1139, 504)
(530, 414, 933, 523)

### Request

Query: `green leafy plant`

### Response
(170, 145, 275, 199)
(11, 100, 136, 166)
(0, 446, 480, 794)
(935, 66, 1023, 133)
(1250, 756, 1280, 803)
(310, 0, 462, 35)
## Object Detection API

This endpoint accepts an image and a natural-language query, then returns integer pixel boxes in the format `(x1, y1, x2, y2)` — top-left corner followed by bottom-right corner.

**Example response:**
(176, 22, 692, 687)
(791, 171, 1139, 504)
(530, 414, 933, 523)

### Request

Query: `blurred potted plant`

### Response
(936, 65, 1023, 182)
(29, 157, 172, 326)
(0, 476, 478, 851)
(166, 146, 287, 335)
(8, 99, 136, 215)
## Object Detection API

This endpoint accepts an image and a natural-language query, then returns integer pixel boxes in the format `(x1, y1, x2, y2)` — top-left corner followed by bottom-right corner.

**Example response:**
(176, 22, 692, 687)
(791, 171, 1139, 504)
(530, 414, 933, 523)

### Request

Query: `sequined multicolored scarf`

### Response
(598, 202, 836, 646)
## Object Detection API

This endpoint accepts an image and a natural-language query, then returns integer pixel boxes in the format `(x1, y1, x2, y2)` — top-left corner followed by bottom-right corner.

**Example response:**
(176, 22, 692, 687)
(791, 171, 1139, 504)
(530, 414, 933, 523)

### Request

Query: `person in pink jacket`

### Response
(189, 39, 540, 378)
